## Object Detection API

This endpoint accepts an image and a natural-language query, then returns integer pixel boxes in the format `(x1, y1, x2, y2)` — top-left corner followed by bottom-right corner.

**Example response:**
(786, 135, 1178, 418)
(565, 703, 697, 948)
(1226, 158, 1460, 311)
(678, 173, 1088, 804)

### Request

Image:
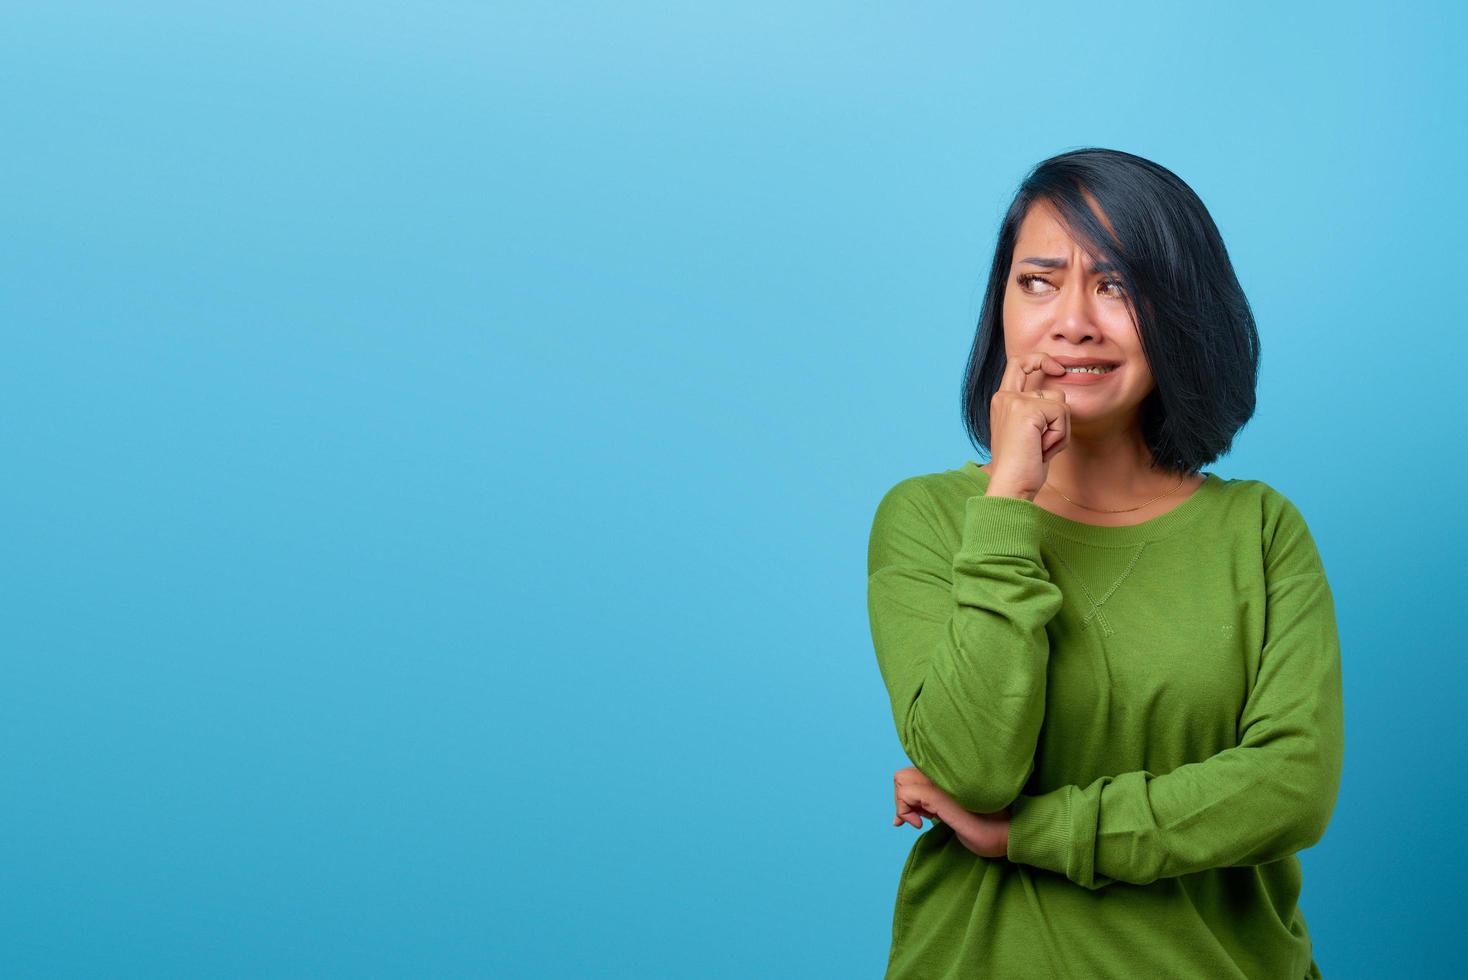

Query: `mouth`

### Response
(1045, 355, 1121, 378)
(1051, 360, 1121, 383)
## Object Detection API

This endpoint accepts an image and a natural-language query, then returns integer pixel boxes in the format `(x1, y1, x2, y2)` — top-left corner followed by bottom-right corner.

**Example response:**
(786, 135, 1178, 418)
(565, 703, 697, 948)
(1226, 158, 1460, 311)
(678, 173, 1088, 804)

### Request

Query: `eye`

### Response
(1015, 269, 1127, 296)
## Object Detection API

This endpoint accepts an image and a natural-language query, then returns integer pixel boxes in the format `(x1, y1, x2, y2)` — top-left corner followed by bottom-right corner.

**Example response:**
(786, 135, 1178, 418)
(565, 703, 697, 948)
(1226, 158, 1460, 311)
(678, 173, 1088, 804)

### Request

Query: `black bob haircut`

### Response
(961, 147, 1260, 476)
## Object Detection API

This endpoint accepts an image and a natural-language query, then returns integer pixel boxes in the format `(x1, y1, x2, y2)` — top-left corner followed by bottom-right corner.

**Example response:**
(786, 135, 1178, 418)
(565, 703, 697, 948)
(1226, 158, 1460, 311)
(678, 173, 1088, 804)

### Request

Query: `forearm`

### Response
(871, 488, 1063, 814)
(1006, 570, 1344, 889)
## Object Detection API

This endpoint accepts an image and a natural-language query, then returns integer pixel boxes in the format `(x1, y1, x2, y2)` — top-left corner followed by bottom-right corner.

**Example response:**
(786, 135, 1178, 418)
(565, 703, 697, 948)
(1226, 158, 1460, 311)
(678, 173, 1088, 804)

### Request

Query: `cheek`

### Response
(1001, 303, 1041, 343)
(1110, 328, 1149, 381)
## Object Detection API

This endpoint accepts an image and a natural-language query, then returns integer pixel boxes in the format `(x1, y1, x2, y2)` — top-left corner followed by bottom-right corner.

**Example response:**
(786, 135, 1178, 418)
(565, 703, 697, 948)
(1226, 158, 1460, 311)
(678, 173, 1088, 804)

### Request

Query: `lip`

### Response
(1041, 354, 1121, 385)
(1049, 355, 1120, 368)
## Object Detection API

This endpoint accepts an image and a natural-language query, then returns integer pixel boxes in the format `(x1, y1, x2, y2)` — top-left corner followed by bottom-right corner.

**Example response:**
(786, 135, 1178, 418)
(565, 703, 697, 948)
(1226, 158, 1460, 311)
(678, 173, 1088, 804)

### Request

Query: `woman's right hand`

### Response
(985, 352, 1071, 501)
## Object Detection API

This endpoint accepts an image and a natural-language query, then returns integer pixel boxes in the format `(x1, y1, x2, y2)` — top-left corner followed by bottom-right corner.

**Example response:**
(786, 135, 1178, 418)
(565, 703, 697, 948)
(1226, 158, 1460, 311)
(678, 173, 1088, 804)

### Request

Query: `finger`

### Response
(908, 805, 940, 828)
(1015, 352, 1068, 395)
(1052, 390, 1070, 457)
(998, 350, 1028, 394)
(894, 768, 932, 791)
(1040, 395, 1068, 459)
(1059, 394, 1070, 452)
(897, 797, 934, 823)
(1016, 354, 1042, 395)
(1002, 351, 1050, 394)
(1042, 434, 1060, 462)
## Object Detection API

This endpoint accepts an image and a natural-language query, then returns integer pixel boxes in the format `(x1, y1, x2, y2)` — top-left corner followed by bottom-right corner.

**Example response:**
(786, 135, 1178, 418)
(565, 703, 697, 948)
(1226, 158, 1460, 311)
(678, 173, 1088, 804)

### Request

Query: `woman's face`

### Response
(1000, 198, 1155, 427)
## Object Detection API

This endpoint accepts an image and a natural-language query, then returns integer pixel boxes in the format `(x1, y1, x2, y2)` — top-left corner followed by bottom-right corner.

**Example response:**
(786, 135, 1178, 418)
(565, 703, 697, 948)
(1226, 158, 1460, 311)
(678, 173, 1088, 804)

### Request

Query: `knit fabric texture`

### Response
(867, 461, 1344, 979)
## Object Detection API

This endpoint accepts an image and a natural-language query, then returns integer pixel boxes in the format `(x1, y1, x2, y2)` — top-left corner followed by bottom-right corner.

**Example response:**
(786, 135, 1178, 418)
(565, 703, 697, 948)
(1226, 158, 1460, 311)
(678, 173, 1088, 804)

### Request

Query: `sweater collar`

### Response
(959, 460, 1226, 546)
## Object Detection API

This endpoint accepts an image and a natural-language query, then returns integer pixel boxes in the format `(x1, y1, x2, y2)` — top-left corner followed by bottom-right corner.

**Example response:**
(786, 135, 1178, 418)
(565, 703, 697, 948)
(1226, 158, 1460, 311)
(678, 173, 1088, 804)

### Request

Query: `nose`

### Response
(1053, 267, 1099, 344)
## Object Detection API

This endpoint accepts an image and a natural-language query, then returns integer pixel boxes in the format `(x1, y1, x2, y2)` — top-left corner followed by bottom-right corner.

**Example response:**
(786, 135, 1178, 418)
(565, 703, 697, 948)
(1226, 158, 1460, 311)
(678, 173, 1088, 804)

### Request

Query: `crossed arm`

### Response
(868, 480, 1344, 889)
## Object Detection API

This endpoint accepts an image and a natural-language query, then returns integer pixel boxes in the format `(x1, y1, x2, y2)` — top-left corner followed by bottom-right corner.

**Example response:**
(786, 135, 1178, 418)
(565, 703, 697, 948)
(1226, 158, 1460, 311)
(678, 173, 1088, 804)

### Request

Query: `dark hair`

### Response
(961, 147, 1260, 475)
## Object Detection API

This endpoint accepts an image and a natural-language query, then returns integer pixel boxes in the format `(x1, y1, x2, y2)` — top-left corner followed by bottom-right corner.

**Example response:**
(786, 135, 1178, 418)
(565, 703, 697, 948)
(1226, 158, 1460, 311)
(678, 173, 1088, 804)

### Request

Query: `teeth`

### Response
(1065, 365, 1115, 374)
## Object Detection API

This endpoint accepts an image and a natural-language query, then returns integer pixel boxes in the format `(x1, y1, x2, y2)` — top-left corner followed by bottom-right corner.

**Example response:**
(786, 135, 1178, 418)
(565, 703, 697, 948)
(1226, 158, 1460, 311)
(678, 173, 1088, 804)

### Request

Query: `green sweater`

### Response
(867, 461, 1344, 979)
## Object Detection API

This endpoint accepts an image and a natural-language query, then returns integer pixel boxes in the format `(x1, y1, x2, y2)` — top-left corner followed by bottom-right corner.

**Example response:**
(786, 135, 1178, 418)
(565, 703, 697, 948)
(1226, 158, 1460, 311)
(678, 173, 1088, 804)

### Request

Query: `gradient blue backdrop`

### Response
(4, 3, 1462, 977)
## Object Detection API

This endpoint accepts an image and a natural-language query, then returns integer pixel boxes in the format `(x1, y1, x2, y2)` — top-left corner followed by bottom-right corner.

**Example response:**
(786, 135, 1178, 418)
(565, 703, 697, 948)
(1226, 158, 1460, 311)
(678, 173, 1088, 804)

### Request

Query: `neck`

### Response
(1041, 424, 1181, 499)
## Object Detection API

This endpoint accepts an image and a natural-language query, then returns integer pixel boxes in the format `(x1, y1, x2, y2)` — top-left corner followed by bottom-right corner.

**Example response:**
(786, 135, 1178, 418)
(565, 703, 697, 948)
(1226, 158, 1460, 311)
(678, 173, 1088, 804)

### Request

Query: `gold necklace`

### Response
(1043, 474, 1186, 513)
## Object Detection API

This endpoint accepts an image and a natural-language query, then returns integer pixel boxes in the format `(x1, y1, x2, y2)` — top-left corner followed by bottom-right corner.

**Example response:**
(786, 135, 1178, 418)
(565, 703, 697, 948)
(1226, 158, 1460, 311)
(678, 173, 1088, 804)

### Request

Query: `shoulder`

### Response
(867, 465, 980, 568)
(1215, 474, 1325, 577)
(870, 464, 982, 528)
(869, 470, 945, 537)
(1215, 474, 1315, 530)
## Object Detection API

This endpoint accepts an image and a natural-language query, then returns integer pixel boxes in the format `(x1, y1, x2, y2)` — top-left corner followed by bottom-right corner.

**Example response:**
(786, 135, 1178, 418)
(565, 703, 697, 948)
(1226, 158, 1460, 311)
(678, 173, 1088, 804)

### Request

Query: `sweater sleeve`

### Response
(1005, 494, 1345, 889)
(867, 478, 1064, 814)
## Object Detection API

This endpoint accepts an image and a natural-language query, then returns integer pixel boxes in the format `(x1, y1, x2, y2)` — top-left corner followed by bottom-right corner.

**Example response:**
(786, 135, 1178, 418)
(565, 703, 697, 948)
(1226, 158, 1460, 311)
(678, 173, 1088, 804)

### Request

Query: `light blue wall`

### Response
(4, 3, 1459, 976)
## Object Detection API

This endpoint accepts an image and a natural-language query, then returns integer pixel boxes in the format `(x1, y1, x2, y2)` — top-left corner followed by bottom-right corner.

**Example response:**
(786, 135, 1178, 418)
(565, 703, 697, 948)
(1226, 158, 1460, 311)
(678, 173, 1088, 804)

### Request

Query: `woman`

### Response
(866, 148, 1344, 978)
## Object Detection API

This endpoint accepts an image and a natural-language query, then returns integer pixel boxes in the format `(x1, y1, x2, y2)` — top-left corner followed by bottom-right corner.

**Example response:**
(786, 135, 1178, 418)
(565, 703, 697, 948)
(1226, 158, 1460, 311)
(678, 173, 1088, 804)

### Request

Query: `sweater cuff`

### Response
(1006, 787, 1072, 876)
(958, 494, 1045, 561)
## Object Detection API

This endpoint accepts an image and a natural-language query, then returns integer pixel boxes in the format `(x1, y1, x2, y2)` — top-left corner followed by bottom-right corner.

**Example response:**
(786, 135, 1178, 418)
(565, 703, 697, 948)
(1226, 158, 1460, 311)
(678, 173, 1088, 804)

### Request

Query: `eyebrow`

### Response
(1016, 256, 1117, 274)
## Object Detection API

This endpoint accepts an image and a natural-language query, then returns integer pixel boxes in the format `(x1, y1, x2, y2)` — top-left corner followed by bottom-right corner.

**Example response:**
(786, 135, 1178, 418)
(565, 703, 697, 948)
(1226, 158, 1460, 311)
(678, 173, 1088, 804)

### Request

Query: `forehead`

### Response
(1014, 201, 1087, 253)
(1011, 193, 1120, 265)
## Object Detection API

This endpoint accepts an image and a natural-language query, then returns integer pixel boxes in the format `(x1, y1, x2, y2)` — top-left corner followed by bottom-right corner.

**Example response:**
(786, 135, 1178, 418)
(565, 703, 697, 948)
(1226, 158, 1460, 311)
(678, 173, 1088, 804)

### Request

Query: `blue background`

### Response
(4, 3, 1462, 976)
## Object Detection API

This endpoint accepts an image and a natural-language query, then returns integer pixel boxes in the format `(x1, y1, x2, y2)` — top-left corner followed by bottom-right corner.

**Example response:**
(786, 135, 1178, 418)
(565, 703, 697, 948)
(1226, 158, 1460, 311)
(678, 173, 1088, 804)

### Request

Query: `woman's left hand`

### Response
(892, 766, 1011, 859)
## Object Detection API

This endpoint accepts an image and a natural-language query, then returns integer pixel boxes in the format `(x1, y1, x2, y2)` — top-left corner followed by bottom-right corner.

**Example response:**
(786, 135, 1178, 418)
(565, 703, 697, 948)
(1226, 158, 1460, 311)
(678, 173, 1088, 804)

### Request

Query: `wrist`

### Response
(985, 483, 1038, 502)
